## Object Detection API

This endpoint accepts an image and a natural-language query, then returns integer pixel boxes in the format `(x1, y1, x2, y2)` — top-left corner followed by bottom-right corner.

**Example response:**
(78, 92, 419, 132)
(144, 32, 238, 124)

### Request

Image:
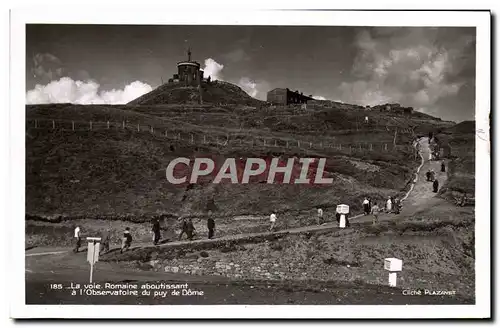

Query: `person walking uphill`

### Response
(100, 229, 111, 255)
(207, 216, 215, 239)
(121, 227, 132, 253)
(386, 197, 393, 213)
(371, 202, 381, 225)
(317, 208, 324, 225)
(178, 217, 188, 241)
(152, 218, 161, 245)
(73, 225, 81, 253)
(441, 161, 446, 172)
(433, 179, 439, 193)
(363, 197, 370, 215)
(186, 218, 196, 240)
(269, 211, 277, 232)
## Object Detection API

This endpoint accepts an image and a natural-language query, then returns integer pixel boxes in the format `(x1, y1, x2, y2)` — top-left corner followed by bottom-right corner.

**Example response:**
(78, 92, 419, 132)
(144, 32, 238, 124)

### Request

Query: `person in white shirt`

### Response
(362, 197, 370, 215)
(269, 212, 277, 232)
(73, 226, 81, 253)
(317, 208, 323, 225)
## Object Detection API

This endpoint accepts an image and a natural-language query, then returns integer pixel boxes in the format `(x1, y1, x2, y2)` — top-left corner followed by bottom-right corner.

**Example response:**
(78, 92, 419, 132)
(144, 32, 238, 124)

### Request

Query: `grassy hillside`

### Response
(128, 81, 263, 106)
(26, 101, 452, 223)
(436, 121, 475, 201)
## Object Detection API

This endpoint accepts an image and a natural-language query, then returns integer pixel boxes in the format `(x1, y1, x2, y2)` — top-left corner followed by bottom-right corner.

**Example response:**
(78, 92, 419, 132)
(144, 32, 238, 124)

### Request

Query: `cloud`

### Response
(203, 58, 224, 81)
(26, 77, 152, 104)
(313, 95, 326, 100)
(31, 53, 64, 81)
(202, 58, 267, 100)
(337, 28, 475, 114)
(237, 77, 270, 100)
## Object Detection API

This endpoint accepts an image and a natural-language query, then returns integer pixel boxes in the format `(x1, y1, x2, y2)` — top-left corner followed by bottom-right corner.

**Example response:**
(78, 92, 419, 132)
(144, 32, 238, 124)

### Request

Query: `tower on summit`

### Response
(174, 47, 203, 86)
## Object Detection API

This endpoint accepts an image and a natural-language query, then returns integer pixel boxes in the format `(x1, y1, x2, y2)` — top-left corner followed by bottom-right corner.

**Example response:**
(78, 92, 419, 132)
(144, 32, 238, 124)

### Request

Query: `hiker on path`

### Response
(429, 170, 435, 182)
(178, 217, 188, 240)
(207, 215, 215, 239)
(269, 211, 277, 232)
(362, 197, 370, 215)
(152, 218, 161, 245)
(393, 197, 401, 214)
(100, 229, 111, 254)
(121, 227, 132, 253)
(73, 225, 81, 253)
(441, 161, 446, 172)
(186, 218, 196, 241)
(371, 202, 381, 225)
(317, 208, 324, 225)
(433, 179, 439, 193)
(386, 197, 393, 213)
(368, 197, 372, 213)
(426, 170, 431, 181)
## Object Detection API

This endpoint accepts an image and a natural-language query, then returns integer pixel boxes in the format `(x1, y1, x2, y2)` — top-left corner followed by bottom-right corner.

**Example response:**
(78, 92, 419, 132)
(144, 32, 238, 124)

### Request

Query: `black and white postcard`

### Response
(9, 8, 491, 319)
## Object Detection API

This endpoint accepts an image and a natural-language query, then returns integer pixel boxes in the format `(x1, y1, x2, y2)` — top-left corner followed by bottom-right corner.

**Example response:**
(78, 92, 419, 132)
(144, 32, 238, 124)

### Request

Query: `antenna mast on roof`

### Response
(187, 47, 192, 61)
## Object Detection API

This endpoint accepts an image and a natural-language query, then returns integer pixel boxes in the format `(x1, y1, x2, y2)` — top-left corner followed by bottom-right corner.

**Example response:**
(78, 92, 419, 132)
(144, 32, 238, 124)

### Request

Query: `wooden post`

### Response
(90, 121, 92, 131)
(122, 121, 125, 129)
(72, 121, 75, 131)
(204, 135, 206, 144)
(52, 120, 55, 129)
(239, 138, 242, 146)
(310, 142, 312, 148)
(191, 134, 194, 144)
(286, 141, 289, 148)
(274, 140, 277, 147)
(339, 144, 342, 150)
(137, 124, 140, 132)
(165, 130, 168, 137)
(393, 128, 397, 146)
(320, 142, 323, 148)
(107, 121, 110, 129)
(370, 143, 373, 151)
(34, 120, 37, 128)
(263, 139, 266, 146)
(385, 144, 388, 151)
(177, 132, 180, 140)
(150, 126, 153, 133)
(298, 141, 301, 148)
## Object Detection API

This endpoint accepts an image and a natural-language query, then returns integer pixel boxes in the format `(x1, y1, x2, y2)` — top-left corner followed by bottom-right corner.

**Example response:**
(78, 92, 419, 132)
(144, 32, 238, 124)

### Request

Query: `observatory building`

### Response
(168, 48, 207, 86)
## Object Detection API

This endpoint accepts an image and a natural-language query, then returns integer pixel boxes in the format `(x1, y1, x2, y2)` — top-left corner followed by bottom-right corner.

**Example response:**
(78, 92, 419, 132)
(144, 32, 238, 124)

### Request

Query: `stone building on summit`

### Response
(267, 88, 313, 105)
(168, 48, 210, 86)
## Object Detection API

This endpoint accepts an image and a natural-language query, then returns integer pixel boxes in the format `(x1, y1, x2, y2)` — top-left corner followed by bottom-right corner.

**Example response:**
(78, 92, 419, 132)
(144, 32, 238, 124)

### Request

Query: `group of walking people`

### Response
(363, 196, 402, 225)
(71, 215, 218, 256)
(425, 161, 445, 193)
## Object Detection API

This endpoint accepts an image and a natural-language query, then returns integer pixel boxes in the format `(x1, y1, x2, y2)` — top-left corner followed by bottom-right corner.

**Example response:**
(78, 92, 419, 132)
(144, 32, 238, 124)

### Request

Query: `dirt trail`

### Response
(401, 137, 448, 211)
(26, 137, 446, 257)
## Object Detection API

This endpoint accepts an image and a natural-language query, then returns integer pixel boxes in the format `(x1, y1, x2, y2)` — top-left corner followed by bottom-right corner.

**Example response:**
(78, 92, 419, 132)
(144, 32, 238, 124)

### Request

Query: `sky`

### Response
(26, 25, 476, 122)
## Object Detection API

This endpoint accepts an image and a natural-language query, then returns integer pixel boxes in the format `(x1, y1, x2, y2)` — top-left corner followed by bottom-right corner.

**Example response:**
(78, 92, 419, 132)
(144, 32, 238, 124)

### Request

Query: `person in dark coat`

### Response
(426, 171, 431, 181)
(441, 161, 446, 172)
(152, 218, 161, 245)
(433, 179, 439, 193)
(178, 217, 188, 241)
(186, 218, 196, 241)
(207, 217, 215, 239)
(100, 229, 111, 254)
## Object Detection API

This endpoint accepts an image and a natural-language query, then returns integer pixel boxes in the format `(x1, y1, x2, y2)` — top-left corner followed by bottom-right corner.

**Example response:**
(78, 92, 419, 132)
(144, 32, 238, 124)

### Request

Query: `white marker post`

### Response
(86, 237, 101, 283)
(336, 204, 349, 228)
(384, 258, 403, 287)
